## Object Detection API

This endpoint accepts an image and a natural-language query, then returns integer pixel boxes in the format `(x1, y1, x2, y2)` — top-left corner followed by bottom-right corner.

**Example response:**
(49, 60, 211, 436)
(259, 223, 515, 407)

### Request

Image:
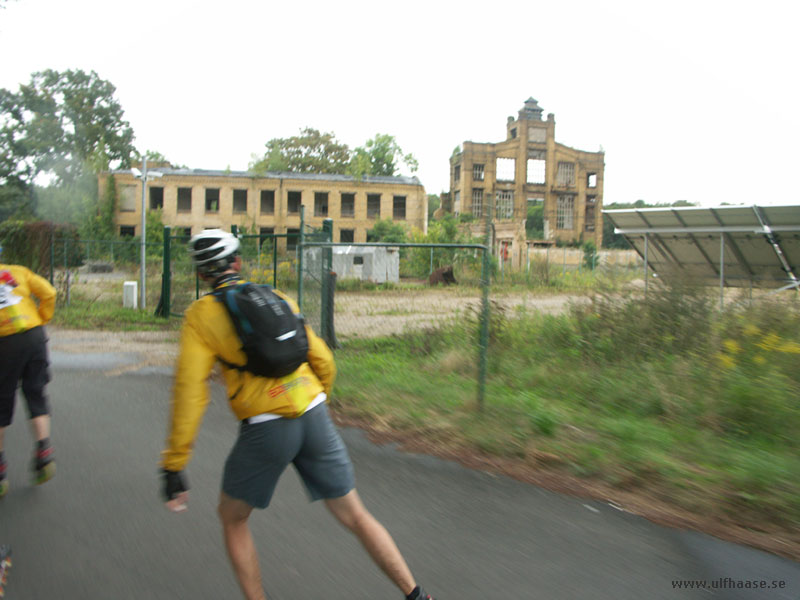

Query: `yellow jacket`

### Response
(0, 264, 56, 337)
(161, 283, 336, 471)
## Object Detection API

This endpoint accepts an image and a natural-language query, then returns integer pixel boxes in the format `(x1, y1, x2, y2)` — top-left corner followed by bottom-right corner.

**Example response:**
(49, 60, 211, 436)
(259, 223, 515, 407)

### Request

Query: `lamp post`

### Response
(131, 159, 162, 309)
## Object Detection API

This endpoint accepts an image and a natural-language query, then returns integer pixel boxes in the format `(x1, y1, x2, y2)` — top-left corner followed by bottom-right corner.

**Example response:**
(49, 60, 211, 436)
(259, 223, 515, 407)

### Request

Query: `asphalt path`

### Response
(1, 345, 799, 599)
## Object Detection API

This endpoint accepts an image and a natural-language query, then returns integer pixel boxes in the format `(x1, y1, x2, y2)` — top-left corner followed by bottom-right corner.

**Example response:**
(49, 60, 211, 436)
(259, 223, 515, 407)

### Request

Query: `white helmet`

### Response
(188, 229, 240, 275)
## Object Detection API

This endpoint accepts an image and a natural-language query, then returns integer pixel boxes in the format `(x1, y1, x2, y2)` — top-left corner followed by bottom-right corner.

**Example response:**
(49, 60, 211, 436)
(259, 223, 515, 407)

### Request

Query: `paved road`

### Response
(1, 343, 799, 599)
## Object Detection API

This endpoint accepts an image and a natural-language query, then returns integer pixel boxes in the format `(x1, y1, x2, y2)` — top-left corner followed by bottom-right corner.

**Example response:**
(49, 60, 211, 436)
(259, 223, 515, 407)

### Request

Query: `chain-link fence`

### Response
(299, 236, 492, 407)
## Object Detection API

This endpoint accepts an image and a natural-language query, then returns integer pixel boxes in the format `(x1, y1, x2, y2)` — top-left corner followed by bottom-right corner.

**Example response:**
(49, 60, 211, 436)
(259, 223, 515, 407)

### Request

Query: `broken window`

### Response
(119, 185, 136, 212)
(393, 195, 406, 219)
(473, 163, 484, 181)
(496, 191, 514, 219)
(149, 187, 164, 210)
(556, 162, 575, 186)
(120, 225, 135, 237)
(587, 173, 597, 188)
(340, 229, 354, 243)
(260, 190, 275, 215)
(526, 159, 546, 184)
(286, 228, 300, 251)
(177, 187, 192, 213)
(233, 189, 248, 213)
(586, 195, 597, 205)
(454, 164, 461, 182)
(367, 194, 381, 218)
(528, 127, 546, 143)
(340, 193, 355, 218)
(510, 128, 517, 139)
(557, 195, 574, 229)
(287, 191, 301, 214)
(472, 189, 483, 218)
(314, 192, 329, 217)
(205, 188, 220, 213)
(496, 157, 516, 182)
(585, 206, 596, 232)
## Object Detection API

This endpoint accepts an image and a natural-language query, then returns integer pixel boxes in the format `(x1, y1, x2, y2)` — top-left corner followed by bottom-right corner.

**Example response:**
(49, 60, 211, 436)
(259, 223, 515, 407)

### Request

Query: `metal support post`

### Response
(644, 234, 649, 296)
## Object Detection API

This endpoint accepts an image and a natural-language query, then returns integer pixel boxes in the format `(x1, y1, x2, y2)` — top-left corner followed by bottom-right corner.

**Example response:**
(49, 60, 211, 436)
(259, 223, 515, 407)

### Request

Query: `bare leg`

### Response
(31, 415, 50, 442)
(218, 492, 267, 600)
(325, 489, 416, 595)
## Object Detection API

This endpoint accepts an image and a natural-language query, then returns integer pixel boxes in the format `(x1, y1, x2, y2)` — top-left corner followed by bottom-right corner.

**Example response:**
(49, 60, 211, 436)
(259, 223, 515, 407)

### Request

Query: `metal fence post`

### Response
(156, 226, 171, 318)
(320, 219, 335, 348)
(298, 206, 305, 311)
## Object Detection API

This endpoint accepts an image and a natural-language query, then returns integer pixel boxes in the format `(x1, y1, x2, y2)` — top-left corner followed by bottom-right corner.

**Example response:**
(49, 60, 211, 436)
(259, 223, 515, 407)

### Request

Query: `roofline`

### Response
(106, 168, 424, 187)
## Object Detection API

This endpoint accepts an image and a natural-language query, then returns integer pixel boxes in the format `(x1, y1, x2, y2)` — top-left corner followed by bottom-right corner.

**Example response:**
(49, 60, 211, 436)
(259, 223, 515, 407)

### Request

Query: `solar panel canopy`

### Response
(604, 205, 800, 289)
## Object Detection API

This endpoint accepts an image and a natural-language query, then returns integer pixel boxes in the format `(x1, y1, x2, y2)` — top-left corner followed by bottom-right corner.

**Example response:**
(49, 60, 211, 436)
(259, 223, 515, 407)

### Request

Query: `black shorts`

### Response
(0, 326, 51, 427)
(222, 402, 355, 509)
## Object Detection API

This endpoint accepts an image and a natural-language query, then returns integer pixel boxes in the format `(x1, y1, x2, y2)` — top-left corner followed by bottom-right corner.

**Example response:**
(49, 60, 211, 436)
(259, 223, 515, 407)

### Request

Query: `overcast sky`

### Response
(1, 0, 798, 207)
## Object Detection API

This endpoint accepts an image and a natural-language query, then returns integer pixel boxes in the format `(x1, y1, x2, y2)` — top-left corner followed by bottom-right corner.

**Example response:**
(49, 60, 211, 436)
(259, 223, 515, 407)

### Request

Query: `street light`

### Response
(131, 159, 163, 309)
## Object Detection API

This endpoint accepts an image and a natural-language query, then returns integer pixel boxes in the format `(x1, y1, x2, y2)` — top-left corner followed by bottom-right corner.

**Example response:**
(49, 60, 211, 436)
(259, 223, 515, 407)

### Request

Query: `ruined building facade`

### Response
(100, 168, 427, 252)
(446, 98, 604, 267)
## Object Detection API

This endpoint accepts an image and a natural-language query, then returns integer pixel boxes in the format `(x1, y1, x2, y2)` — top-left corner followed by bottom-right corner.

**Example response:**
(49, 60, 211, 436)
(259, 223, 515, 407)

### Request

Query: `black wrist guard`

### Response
(161, 469, 188, 501)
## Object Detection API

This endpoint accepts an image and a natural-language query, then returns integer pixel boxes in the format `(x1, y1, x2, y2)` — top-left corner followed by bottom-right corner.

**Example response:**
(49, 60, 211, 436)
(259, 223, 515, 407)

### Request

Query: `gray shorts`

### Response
(222, 403, 355, 508)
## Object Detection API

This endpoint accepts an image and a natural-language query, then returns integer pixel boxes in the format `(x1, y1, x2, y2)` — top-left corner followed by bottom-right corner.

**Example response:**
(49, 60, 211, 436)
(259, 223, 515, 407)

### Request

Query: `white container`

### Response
(123, 281, 138, 309)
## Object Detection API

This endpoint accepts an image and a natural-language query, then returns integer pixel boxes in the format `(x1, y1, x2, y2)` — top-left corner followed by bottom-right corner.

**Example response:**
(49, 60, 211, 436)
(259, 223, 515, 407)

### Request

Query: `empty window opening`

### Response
(260, 190, 275, 214)
(453, 191, 461, 215)
(286, 228, 300, 251)
(472, 189, 483, 218)
(205, 188, 220, 213)
(453, 164, 461, 182)
(510, 128, 517, 139)
(496, 191, 514, 219)
(177, 187, 192, 213)
(586, 195, 597, 205)
(340, 229, 354, 243)
(120, 225, 135, 237)
(367, 194, 381, 218)
(233, 189, 248, 213)
(353, 255, 364, 265)
(260, 227, 274, 237)
(528, 126, 546, 143)
(341, 193, 355, 218)
(496, 158, 516, 182)
(287, 191, 301, 214)
(315, 192, 329, 217)
(119, 185, 136, 212)
(587, 173, 597, 188)
(527, 159, 546, 184)
(149, 187, 164, 210)
(473, 164, 484, 181)
(557, 195, 574, 229)
(393, 195, 406, 219)
(556, 162, 575, 186)
(585, 206, 596, 232)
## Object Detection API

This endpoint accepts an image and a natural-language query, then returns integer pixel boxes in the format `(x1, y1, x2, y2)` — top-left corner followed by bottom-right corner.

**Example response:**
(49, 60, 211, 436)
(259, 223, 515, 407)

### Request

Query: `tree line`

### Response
(0, 69, 418, 243)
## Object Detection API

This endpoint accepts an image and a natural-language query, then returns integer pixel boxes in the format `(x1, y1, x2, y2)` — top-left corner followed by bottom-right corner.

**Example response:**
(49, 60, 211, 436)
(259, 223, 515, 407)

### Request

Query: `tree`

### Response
(526, 202, 544, 239)
(427, 194, 440, 220)
(250, 128, 351, 174)
(366, 219, 407, 243)
(348, 134, 418, 178)
(0, 69, 136, 188)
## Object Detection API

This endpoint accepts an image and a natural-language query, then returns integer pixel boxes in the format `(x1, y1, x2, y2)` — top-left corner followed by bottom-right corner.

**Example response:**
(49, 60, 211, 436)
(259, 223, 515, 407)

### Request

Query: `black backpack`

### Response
(214, 283, 309, 378)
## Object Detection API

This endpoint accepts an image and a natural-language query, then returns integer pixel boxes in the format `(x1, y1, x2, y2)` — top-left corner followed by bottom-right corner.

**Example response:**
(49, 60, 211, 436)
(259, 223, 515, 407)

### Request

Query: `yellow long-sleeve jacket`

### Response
(0, 264, 57, 337)
(161, 283, 336, 472)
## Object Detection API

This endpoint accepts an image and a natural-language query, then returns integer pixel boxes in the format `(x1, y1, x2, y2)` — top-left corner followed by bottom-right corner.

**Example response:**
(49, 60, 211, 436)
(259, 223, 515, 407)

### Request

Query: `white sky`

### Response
(1, 0, 799, 206)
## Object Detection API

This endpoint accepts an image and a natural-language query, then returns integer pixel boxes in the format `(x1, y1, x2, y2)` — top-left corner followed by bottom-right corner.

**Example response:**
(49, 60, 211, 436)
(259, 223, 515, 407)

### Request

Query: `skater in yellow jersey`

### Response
(160, 230, 434, 600)
(0, 245, 57, 498)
